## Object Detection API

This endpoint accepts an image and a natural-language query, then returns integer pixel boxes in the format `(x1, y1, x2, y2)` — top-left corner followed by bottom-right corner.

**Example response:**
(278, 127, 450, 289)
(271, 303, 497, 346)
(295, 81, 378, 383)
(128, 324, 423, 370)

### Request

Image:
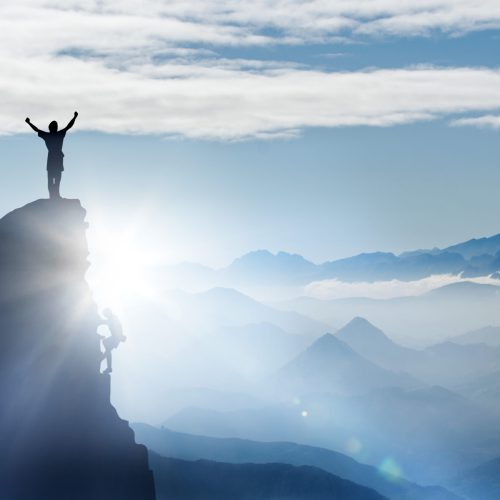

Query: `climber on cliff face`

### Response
(100, 308, 126, 374)
(25, 111, 78, 199)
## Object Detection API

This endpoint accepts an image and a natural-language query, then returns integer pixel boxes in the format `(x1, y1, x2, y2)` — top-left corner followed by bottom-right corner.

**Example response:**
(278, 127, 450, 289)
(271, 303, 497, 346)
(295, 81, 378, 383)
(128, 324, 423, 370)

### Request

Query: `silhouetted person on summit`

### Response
(25, 112, 78, 199)
(100, 309, 126, 374)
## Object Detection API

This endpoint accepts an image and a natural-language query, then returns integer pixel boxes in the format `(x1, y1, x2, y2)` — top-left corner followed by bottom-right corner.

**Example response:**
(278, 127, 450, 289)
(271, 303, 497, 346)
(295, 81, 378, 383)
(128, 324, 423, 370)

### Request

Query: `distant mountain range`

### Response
(450, 326, 500, 347)
(332, 318, 500, 387)
(449, 456, 500, 500)
(156, 232, 500, 289)
(274, 281, 500, 344)
(149, 452, 387, 500)
(133, 424, 461, 500)
(162, 318, 500, 485)
(160, 287, 329, 336)
(163, 384, 500, 486)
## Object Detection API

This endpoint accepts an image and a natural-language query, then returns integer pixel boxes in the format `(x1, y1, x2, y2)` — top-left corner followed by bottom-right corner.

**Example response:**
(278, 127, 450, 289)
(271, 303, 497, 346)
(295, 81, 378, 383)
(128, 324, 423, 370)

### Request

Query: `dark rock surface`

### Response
(0, 199, 155, 500)
(149, 452, 388, 500)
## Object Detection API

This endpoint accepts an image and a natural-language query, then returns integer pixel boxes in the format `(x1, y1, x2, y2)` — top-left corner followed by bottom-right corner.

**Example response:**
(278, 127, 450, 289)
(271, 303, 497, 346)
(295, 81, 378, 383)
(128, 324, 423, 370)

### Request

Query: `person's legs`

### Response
(105, 351, 112, 373)
(47, 171, 62, 199)
(53, 172, 62, 198)
(47, 172, 53, 198)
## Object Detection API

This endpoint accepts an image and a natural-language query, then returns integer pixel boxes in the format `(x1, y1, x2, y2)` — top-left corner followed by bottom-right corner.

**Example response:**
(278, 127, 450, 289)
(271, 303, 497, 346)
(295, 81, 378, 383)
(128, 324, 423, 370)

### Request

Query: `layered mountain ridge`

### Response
(159, 231, 500, 288)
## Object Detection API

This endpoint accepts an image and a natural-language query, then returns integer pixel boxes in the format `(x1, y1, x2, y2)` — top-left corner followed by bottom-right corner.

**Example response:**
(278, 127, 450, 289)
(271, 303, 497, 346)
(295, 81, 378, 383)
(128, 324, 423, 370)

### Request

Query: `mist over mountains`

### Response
(6, 198, 500, 498)
(275, 282, 500, 345)
(157, 232, 500, 292)
(160, 318, 500, 486)
(92, 223, 500, 499)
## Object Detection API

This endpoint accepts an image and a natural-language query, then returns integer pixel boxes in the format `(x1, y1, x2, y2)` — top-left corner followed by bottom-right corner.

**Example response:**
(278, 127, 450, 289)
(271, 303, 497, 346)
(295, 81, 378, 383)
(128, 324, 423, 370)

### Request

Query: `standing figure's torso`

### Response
(38, 131, 66, 171)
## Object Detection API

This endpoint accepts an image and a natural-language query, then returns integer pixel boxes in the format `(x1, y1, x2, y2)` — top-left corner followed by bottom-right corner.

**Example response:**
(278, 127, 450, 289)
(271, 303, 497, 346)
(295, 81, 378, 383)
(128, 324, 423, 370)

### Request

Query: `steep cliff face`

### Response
(0, 199, 155, 500)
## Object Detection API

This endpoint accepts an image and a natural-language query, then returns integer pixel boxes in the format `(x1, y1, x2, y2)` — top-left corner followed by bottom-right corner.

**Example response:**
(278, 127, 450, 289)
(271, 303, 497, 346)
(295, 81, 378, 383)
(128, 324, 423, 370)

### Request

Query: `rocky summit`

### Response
(0, 199, 155, 500)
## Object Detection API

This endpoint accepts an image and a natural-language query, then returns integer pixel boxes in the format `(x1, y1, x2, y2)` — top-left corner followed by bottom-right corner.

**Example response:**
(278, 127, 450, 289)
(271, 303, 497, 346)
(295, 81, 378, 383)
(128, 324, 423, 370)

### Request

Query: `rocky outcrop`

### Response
(0, 199, 155, 500)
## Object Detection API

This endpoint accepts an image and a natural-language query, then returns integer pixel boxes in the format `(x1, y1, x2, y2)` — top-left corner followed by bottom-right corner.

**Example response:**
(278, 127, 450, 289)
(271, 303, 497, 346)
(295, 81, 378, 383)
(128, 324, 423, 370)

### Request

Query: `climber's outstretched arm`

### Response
(25, 118, 41, 133)
(61, 111, 78, 133)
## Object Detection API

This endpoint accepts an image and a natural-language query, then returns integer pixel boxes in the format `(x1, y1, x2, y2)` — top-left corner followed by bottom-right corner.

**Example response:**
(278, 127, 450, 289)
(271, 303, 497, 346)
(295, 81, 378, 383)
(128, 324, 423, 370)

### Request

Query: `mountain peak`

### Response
(276, 332, 361, 372)
(273, 330, 416, 398)
(336, 317, 390, 344)
(309, 332, 347, 348)
(347, 316, 376, 328)
(230, 249, 314, 266)
(224, 250, 317, 284)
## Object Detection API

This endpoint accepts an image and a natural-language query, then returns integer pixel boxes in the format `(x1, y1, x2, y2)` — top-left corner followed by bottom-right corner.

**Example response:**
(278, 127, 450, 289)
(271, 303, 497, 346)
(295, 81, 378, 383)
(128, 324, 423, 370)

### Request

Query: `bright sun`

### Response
(86, 228, 158, 314)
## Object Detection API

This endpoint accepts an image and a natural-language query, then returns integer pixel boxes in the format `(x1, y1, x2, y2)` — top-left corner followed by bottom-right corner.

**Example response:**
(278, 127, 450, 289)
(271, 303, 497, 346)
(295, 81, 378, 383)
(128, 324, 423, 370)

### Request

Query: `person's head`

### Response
(49, 121, 58, 133)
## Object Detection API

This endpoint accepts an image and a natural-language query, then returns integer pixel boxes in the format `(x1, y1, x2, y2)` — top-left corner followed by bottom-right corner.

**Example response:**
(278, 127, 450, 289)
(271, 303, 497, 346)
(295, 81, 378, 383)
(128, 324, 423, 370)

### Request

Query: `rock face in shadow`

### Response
(0, 199, 156, 500)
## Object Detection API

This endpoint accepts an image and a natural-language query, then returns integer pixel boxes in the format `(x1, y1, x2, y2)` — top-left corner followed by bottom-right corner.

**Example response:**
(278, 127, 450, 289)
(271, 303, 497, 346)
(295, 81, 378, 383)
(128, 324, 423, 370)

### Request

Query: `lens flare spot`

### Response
(301, 410, 308, 417)
(345, 437, 362, 455)
(292, 397, 301, 405)
(378, 457, 403, 481)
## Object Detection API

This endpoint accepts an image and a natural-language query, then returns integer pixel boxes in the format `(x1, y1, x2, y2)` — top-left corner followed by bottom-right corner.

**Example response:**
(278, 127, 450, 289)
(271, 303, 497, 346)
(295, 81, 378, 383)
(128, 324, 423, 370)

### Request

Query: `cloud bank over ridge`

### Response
(305, 274, 500, 300)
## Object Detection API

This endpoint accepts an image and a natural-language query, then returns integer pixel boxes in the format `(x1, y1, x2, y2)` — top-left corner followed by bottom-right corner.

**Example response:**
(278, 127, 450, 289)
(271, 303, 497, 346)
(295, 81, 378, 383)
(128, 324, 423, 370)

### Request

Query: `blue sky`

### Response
(1, 2, 500, 267)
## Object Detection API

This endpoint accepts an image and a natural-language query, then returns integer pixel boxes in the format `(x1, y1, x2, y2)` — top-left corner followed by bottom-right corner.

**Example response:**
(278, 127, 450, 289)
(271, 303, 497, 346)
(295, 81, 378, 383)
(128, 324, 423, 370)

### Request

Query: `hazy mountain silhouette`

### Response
(454, 369, 500, 413)
(103, 293, 326, 423)
(275, 281, 500, 345)
(155, 231, 500, 290)
(331, 317, 500, 387)
(319, 251, 466, 283)
(336, 386, 500, 482)
(158, 249, 468, 288)
(334, 317, 418, 371)
(0, 200, 155, 499)
(191, 322, 314, 380)
(164, 382, 500, 485)
(149, 452, 387, 500)
(223, 249, 319, 285)
(161, 287, 329, 336)
(442, 234, 500, 260)
(419, 341, 500, 386)
(133, 424, 462, 500)
(425, 281, 500, 299)
(148, 387, 264, 420)
(137, 322, 319, 397)
(449, 456, 500, 500)
(450, 326, 500, 347)
(164, 404, 312, 443)
(269, 333, 419, 398)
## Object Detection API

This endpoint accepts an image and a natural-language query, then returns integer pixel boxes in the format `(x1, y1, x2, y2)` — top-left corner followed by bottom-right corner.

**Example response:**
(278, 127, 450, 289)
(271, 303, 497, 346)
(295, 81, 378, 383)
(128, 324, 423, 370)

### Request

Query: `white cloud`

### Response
(452, 115, 500, 129)
(1, 1, 500, 139)
(3, 1, 499, 52)
(5, 61, 500, 139)
(304, 274, 500, 300)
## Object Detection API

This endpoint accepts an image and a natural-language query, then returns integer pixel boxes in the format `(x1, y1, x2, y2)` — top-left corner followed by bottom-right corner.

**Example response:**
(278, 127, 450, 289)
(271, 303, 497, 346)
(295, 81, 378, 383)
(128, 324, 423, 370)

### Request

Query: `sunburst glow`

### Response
(86, 225, 160, 314)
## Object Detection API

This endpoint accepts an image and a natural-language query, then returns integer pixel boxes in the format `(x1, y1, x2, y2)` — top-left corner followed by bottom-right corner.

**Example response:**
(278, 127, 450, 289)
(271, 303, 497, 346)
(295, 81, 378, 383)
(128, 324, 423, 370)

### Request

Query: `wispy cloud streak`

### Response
(305, 274, 500, 300)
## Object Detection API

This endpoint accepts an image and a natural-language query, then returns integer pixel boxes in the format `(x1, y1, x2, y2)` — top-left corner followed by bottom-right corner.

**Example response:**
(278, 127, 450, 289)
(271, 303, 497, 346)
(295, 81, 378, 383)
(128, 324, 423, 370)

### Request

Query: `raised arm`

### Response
(25, 117, 41, 133)
(61, 111, 78, 133)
